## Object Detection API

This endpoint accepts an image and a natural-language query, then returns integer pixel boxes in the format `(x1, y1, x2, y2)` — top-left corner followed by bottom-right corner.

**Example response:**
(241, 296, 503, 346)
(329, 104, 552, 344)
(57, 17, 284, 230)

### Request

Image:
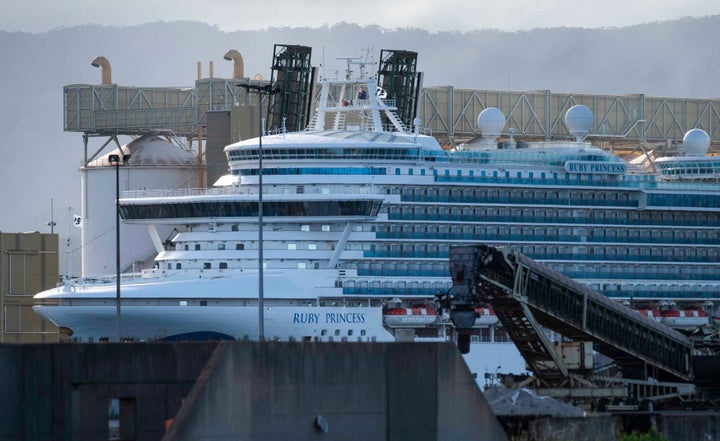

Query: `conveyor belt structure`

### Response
(449, 245, 694, 383)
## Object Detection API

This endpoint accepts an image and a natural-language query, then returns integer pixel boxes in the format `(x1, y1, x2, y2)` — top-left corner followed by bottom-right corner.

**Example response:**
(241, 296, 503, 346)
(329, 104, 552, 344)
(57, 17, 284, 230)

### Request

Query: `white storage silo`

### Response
(81, 134, 198, 277)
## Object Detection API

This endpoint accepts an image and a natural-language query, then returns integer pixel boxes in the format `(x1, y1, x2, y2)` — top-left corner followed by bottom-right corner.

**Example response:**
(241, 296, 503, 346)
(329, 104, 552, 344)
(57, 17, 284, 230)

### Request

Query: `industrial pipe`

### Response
(91, 56, 112, 85)
(223, 50, 245, 79)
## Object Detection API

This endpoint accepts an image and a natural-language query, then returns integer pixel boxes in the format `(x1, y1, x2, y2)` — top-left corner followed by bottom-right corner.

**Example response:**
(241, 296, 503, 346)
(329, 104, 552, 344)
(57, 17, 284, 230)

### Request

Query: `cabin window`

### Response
(322, 225, 330, 232)
(184, 244, 189, 251)
(301, 224, 310, 231)
(298, 262, 307, 269)
(195, 244, 201, 251)
(176, 263, 182, 270)
(167, 263, 172, 270)
(218, 243, 225, 250)
(219, 262, 228, 269)
(288, 243, 297, 250)
(203, 262, 211, 269)
(308, 244, 317, 250)
(236, 243, 244, 250)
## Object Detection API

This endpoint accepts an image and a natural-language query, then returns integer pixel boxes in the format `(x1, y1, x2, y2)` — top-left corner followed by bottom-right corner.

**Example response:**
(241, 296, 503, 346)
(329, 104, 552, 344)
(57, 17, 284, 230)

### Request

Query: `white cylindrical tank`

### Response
(81, 134, 197, 277)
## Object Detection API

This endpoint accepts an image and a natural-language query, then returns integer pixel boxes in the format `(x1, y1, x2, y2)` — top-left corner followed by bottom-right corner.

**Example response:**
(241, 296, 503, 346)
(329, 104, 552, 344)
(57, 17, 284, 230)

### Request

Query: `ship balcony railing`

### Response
(436, 176, 720, 202)
(361, 250, 720, 263)
(356, 269, 448, 277)
(375, 231, 720, 246)
(604, 291, 720, 299)
(354, 267, 720, 282)
(342, 287, 443, 296)
(326, 98, 396, 109)
(561, 271, 720, 282)
(386, 213, 720, 228)
(400, 194, 639, 208)
(122, 185, 383, 199)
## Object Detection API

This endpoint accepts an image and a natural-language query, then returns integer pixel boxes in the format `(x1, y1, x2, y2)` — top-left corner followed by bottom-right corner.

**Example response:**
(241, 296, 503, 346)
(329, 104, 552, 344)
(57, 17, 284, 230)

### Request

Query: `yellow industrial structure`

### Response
(0, 232, 58, 343)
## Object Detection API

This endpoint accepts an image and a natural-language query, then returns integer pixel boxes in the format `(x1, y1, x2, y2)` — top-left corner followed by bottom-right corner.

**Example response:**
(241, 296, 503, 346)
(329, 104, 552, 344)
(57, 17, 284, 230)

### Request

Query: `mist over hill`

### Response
(1, 17, 719, 235)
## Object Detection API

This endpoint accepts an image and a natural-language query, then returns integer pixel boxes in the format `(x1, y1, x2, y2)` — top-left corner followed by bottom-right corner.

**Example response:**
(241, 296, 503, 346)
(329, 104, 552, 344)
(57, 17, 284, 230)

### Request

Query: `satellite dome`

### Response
(477, 107, 506, 137)
(564, 105, 593, 141)
(683, 128, 710, 156)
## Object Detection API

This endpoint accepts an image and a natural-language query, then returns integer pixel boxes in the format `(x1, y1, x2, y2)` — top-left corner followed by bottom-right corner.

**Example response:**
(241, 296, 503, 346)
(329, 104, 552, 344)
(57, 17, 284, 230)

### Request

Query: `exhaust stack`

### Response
(90, 56, 112, 85)
(223, 50, 245, 79)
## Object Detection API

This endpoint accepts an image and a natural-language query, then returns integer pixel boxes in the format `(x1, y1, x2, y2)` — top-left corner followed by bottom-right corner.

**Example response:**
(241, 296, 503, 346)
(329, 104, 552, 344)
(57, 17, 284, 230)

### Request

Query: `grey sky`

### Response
(1, 0, 719, 33)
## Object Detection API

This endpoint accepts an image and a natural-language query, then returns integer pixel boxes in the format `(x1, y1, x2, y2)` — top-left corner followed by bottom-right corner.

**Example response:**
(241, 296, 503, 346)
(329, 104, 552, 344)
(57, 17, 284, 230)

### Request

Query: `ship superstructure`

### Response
(35, 53, 719, 370)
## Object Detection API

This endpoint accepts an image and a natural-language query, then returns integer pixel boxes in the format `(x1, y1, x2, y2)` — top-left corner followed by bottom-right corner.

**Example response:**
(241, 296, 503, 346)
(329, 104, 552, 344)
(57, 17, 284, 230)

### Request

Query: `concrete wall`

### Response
(164, 342, 508, 441)
(0, 342, 218, 441)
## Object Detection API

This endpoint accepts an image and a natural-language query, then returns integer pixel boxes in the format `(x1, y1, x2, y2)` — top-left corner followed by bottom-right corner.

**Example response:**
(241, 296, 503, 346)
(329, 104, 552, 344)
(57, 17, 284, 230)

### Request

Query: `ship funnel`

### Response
(223, 50, 245, 79)
(90, 56, 112, 85)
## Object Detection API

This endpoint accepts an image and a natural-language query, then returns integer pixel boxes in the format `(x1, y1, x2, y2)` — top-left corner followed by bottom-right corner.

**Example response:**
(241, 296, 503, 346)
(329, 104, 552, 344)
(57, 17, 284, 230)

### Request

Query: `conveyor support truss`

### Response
(449, 245, 693, 382)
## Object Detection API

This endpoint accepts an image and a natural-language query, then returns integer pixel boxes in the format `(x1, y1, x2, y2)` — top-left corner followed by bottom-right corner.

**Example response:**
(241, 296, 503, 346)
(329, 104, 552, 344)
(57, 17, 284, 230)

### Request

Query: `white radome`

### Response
(477, 107, 506, 137)
(565, 105, 593, 140)
(683, 128, 711, 156)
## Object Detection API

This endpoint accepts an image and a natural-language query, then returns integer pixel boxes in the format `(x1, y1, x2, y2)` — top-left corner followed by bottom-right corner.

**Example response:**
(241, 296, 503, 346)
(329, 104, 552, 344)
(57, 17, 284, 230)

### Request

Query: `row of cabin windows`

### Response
(385, 204, 718, 225)
(183, 243, 245, 251)
(179, 243, 330, 252)
(394, 167, 628, 181)
(400, 186, 631, 202)
(166, 261, 321, 270)
(376, 222, 719, 242)
(320, 329, 365, 337)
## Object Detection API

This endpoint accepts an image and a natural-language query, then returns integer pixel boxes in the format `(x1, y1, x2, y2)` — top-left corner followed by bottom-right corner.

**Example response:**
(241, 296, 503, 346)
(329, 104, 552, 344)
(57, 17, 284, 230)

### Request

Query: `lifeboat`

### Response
(634, 309, 662, 322)
(473, 306, 499, 327)
(660, 309, 709, 329)
(384, 306, 437, 328)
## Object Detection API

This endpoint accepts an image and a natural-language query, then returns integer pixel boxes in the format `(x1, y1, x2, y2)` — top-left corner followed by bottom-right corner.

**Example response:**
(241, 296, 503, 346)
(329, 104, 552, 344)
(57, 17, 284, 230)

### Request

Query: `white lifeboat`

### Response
(660, 309, 709, 329)
(634, 309, 662, 322)
(472, 306, 499, 327)
(384, 306, 437, 328)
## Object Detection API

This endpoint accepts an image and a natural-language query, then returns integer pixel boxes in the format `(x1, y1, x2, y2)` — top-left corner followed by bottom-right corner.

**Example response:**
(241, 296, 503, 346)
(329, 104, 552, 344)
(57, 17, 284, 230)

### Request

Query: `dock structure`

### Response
(448, 245, 698, 391)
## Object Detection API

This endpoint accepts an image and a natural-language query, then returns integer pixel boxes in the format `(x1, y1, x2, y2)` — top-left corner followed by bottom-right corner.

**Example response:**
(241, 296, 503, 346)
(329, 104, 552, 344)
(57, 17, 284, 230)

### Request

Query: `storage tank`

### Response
(81, 134, 197, 276)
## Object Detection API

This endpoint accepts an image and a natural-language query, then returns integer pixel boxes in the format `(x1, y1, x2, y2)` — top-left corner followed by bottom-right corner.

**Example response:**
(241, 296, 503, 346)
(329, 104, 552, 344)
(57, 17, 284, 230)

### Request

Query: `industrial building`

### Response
(0, 232, 58, 342)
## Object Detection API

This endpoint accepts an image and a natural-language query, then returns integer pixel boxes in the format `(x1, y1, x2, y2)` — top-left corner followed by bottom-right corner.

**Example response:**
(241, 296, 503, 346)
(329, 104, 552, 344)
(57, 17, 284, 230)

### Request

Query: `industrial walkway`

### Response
(449, 245, 694, 384)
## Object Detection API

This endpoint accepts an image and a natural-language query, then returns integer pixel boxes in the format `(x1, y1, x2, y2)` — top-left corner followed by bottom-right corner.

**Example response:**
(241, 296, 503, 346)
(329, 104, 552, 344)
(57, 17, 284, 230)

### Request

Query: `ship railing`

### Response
(121, 185, 384, 199)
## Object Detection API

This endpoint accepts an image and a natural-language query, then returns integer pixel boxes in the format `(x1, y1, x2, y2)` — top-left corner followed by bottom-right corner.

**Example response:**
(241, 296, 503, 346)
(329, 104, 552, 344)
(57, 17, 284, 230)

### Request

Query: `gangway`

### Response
(444, 245, 694, 387)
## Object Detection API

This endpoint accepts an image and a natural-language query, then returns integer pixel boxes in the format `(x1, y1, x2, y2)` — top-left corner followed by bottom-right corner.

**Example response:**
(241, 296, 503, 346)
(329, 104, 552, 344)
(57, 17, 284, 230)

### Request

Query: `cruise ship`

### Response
(34, 55, 719, 375)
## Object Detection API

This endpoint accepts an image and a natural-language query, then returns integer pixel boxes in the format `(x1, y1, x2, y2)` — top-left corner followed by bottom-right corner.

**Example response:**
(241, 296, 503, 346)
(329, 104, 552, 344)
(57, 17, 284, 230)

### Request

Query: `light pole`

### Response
(237, 83, 277, 341)
(109, 153, 131, 342)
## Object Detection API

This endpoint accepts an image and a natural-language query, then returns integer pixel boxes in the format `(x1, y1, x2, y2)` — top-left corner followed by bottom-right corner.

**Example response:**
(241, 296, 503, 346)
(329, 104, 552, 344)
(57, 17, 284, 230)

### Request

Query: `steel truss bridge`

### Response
(419, 87, 720, 153)
(64, 81, 720, 163)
